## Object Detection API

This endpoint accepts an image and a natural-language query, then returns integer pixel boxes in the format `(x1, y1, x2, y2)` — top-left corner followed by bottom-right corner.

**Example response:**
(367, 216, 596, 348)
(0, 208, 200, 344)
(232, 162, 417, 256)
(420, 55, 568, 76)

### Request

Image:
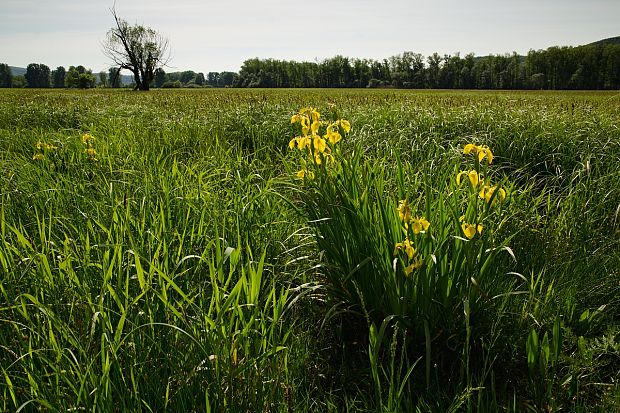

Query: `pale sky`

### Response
(1, 0, 619, 73)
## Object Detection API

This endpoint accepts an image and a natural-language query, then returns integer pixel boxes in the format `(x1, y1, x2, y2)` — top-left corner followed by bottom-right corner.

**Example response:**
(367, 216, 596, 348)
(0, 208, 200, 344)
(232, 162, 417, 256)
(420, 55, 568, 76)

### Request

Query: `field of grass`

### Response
(0, 88, 619, 412)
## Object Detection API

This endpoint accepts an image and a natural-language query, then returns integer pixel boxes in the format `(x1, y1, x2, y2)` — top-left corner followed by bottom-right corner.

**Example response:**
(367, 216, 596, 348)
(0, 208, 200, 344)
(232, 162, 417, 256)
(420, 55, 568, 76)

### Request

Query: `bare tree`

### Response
(103, 7, 170, 91)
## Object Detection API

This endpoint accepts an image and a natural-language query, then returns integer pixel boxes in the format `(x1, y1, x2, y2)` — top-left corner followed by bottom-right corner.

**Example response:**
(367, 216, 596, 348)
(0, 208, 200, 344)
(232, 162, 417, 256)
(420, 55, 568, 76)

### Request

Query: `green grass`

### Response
(0, 88, 619, 412)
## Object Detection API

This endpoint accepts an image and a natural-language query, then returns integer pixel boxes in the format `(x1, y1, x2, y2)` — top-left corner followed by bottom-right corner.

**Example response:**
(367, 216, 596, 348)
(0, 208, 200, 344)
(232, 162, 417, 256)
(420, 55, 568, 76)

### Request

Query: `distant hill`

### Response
(586, 36, 620, 46)
(9, 66, 26, 76)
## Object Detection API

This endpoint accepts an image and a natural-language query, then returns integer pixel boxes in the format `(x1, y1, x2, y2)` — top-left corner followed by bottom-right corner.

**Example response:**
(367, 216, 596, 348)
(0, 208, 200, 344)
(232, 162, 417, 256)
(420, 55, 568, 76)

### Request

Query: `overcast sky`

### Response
(1, 0, 619, 73)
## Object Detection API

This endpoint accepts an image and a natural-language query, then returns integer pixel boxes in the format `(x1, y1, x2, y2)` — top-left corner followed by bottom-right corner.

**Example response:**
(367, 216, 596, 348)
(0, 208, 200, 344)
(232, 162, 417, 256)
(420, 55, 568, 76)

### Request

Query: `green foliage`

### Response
(24, 63, 51, 88)
(51, 66, 66, 88)
(0, 88, 618, 411)
(107, 67, 122, 88)
(162, 80, 182, 88)
(11, 75, 26, 88)
(65, 66, 96, 89)
(232, 43, 620, 90)
(154, 68, 166, 88)
(0, 63, 11, 88)
(103, 8, 170, 91)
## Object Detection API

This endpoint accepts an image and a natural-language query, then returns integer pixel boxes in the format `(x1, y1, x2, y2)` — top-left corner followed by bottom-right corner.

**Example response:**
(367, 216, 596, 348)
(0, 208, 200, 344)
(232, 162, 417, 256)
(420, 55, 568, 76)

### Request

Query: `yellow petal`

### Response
(479, 185, 488, 200)
(406, 256, 424, 273)
(412, 221, 422, 234)
(311, 110, 320, 123)
(498, 188, 506, 201)
(463, 143, 476, 154)
(398, 200, 411, 223)
(421, 218, 430, 231)
(456, 171, 465, 185)
(405, 263, 414, 275)
(298, 137, 311, 150)
(311, 120, 320, 135)
(301, 117, 310, 135)
(289, 138, 297, 150)
(313, 137, 326, 153)
(468, 170, 479, 187)
(485, 148, 494, 164)
(405, 245, 415, 260)
(485, 190, 493, 203)
(340, 119, 351, 133)
(461, 223, 476, 239)
(412, 217, 430, 234)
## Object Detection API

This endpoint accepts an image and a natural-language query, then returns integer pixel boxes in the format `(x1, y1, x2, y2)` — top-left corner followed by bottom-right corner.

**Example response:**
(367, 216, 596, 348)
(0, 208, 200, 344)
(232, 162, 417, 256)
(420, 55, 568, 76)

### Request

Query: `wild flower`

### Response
(296, 169, 314, 180)
(478, 184, 506, 204)
(32, 140, 57, 160)
(405, 256, 424, 275)
(289, 106, 350, 174)
(81, 133, 95, 145)
(82, 133, 98, 161)
(463, 143, 494, 164)
(456, 169, 480, 188)
(394, 238, 415, 260)
(411, 216, 430, 234)
(397, 199, 411, 223)
(459, 215, 483, 240)
(394, 237, 425, 275)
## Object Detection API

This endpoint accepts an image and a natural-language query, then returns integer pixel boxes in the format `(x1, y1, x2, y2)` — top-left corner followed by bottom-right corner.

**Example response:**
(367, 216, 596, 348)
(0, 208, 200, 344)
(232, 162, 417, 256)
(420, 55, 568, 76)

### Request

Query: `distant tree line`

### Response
(2, 41, 618, 90)
(0, 63, 236, 89)
(232, 43, 620, 90)
(0, 63, 99, 89)
(149, 69, 236, 88)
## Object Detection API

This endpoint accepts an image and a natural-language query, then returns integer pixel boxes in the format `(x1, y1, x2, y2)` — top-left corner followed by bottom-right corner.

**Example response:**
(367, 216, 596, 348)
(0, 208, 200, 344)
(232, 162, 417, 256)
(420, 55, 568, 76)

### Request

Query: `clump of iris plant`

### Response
(289, 107, 350, 179)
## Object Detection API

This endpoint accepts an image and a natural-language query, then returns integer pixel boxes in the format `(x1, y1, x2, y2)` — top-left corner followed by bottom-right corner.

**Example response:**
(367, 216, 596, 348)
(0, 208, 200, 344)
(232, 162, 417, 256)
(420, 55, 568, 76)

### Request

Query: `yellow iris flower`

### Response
(81, 133, 95, 144)
(313, 137, 327, 153)
(411, 216, 430, 234)
(301, 117, 310, 135)
(478, 185, 506, 204)
(461, 223, 476, 239)
(395, 238, 416, 260)
(311, 120, 320, 135)
(397, 199, 411, 223)
(310, 109, 320, 123)
(339, 119, 351, 133)
(325, 124, 342, 144)
(459, 215, 483, 239)
(456, 170, 480, 187)
(463, 143, 476, 155)
(296, 169, 314, 179)
(463, 143, 494, 164)
(405, 256, 424, 275)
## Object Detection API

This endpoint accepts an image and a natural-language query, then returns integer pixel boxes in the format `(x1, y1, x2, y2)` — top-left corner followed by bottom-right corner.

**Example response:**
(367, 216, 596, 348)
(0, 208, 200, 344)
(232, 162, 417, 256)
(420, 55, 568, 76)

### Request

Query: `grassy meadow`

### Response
(0, 88, 619, 412)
